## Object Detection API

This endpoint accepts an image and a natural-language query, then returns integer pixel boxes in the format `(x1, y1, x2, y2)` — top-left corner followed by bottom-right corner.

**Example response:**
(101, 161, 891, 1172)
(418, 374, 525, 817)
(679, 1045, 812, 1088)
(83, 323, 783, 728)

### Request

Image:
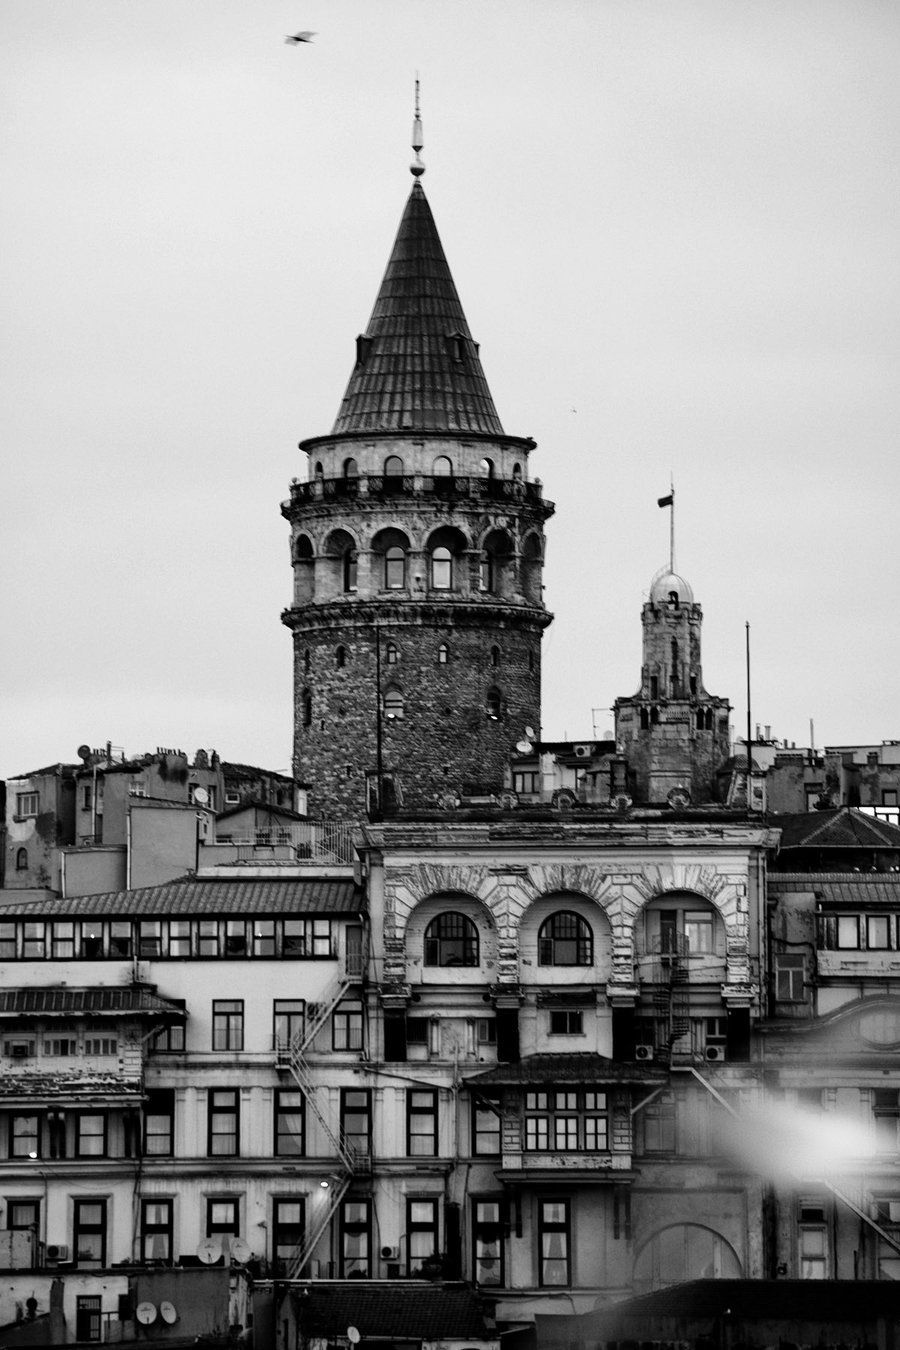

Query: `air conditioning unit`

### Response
(704, 1045, 726, 1062)
(634, 1044, 654, 1062)
(573, 743, 592, 759)
(380, 1245, 400, 1260)
(47, 1244, 69, 1261)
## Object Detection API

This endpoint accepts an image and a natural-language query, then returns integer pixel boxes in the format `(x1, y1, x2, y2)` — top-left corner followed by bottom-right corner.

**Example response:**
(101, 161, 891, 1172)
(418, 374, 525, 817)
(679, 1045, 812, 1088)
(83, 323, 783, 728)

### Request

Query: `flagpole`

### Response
(669, 481, 675, 573)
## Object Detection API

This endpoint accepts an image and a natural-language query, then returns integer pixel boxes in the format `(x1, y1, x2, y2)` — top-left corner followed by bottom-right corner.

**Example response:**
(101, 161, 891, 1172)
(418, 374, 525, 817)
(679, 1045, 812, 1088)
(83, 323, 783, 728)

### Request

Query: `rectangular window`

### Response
(283, 918, 332, 957)
(212, 1000, 244, 1051)
(874, 1090, 900, 1153)
(407, 1198, 439, 1276)
(22, 923, 45, 959)
(51, 923, 76, 959)
(472, 1102, 501, 1156)
(168, 920, 191, 957)
(151, 1022, 185, 1053)
(141, 1199, 173, 1263)
(684, 911, 714, 953)
(837, 915, 860, 949)
(549, 1009, 583, 1035)
(272, 1198, 305, 1276)
(340, 1199, 370, 1277)
(798, 1201, 827, 1278)
(340, 1089, 371, 1162)
(81, 785, 93, 811)
(137, 921, 162, 957)
(868, 915, 892, 950)
(207, 1198, 239, 1245)
(43, 1038, 77, 1057)
(525, 1089, 608, 1153)
(108, 922, 132, 959)
(80, 923, 103, 959)
(775, 952, 805, 1001)
(512, 771, 540, 795)
(208, 1089, 239, 1157)
(224, 921, 248, 957)
(10, 1114, 40, 1159)
(274, 1089, 305, 1157)
(883, 790, 899, 807)
(197, 921, 219, 957)
(0, 923, 16, 959)
(8, 1200, 40, 1232)
(253, 920, 276, 957)
(273, 1000, 305, 1052)
(407, 1090, 438, 1157)
(144, 1089, 175, 1156)
(16, 793, 39, 818)
(406, 1019, 428, 1045)
(74, 1199, 106, 1267)
(642, 1090, 677, 1153)
(75, 1295, 102, 1343)
(77, 1114, 106, 1158)
(539, 1200, 570, 1286)
(333, 1000, 363, 1051)
(473, 1199, 504, 1286)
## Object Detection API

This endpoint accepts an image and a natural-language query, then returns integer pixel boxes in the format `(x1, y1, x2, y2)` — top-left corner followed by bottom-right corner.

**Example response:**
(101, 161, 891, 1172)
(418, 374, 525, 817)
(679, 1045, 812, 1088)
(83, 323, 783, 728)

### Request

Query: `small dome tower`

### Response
(281, 98, 554, 819)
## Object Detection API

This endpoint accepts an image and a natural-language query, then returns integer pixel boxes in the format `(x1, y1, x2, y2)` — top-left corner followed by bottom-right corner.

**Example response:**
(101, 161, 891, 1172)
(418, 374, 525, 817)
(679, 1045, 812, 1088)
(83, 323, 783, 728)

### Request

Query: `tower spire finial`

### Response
(410, 74, 425, 178)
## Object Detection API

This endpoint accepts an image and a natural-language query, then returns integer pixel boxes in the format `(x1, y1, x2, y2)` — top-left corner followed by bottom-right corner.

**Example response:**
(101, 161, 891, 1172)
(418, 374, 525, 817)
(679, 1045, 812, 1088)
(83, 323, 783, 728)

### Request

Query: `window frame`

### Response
(538, 1199, 571, 1287)
(76, 1112, 107, 1159)
(407, 1089, 439, 1157)
(340, 1088, 371, 1162)
(472, 1101, 501, 1156)
(423, 912, 479, 968)
(473, 1198, 505, 1286)
(10, 1113, 40, 1159)
(73, 1198, 107, 1268)
(406, 1197, 439, 1276)
(207, 1088, 240, 1157)
(272, 1197, 305, 1276)
(144, 1088, 175, 1157)
(274, 1088, 306, 1158)
(537, 911, 593, 967)
(333, 1000, 364, 1051)
(430, 546, 453, 590)
(141, 1198, 173, 1264)
(212, 999, 244, 1052)
(340, 1198, 371, 1277)
(775, 952, 805, 1001)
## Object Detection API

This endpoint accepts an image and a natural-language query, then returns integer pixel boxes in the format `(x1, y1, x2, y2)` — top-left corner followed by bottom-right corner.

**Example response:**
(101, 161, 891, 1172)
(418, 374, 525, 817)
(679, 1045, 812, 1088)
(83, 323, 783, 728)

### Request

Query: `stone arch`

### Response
(518, 890, 614, 983)
(479, 527, 515, 599)
(521, 531, 543, 604)
(633, 1223, 742, 1293)
(321, 527, 358, 599)
(426, 525, 469, 593)
(403, 890, 500, 984)
(371, 527, 411, 592)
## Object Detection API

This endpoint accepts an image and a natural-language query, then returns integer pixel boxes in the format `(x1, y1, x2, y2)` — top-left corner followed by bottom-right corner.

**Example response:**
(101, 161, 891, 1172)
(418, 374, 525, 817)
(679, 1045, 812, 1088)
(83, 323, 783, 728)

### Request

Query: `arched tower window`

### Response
(384, 455, 403, 476)
(335, 646, 346, 669)
(486, 687, 503, 720)
(302, 692, 313, 727)
(343, 550, 358, 593)
(385, 642, 399, 666)
(303, 648, 311, 673)
(480, 553, 494, 593)
(314, 462, 324, 479)
(481, 528, 514, 598)
(522, 533, 543, 605)
(671, 640, 679, 696)
(538, 912, 593, 966)
(433, 455, 452, 476)
(385, 546, 405, 590)
(512, 462, 523, 481)
(431, 547, 452, 590)
(383, 687, 404, 720)
(293, 534, 314, 605)
(490, 646, 501, 668)
(437, 643, 449, 665)
(343, 457, 358, 479)
(15, 848, 28, 872)
(424, 913, 479, 967)
(480, 457, 495, 479)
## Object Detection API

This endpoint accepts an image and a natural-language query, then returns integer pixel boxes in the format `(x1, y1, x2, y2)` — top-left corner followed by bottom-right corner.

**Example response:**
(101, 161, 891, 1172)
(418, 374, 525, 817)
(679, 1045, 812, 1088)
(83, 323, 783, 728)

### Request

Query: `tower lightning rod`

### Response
(746, 621, 753, 811)
(669, 477, 675, 573)
(411, 75, 424, 178)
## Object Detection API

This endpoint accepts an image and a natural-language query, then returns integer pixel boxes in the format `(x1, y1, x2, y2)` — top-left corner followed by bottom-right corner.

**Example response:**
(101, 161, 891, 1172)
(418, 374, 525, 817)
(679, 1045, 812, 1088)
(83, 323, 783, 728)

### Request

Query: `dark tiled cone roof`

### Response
(297, 1282, 493, 1339)
(0, 878, 362, 918)
(0, 985, 185, 1018)
(332, 182, 504, 436)
(774, 806, 900, 850)
(466, 1052, 667, 1087)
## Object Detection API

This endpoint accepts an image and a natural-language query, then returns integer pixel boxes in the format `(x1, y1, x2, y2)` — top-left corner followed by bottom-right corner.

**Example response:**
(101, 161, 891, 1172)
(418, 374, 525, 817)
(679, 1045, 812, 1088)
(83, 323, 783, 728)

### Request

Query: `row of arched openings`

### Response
(424, 911, 593, 968)
(314, 456, 525, 481)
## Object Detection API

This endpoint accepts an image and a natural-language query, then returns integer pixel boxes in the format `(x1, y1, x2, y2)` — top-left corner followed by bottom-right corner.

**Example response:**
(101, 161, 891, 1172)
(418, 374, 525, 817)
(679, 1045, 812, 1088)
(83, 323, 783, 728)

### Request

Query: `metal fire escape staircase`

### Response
(653, 935, 690, 1062)
(276, 952, 369, 1278)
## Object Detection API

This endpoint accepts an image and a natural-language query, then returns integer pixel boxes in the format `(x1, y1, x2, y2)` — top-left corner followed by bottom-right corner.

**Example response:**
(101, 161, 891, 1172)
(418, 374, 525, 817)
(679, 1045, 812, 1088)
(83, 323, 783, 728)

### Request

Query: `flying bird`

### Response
(285, 31, 316, 43)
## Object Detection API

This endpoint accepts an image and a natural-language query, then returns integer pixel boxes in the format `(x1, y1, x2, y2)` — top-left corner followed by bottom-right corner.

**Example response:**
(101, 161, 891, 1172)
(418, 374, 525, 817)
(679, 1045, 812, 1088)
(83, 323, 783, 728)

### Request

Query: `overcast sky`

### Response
(3, 0, 899, 781)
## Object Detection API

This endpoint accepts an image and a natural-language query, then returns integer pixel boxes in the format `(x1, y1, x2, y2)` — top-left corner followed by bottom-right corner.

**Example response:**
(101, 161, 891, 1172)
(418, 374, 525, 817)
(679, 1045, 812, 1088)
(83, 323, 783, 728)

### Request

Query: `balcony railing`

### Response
(288, 473, 546, 508)
(210, 822, 356, 866)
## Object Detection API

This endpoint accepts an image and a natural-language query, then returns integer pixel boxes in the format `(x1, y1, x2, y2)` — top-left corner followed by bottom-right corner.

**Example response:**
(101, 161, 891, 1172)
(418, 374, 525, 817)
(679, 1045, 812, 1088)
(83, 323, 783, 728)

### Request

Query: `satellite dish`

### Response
(524, 726, 535, 739)
(515, 739, 533, 754)
(230, 1237, 251, 1264)
(159, 1302, 178, 1325)
(347, 1329, 361, 1345)
(135, 1303, 157, 1326)
(77, 744, 91, 761)
(197, 1238, 221, 1264)
(193, 786, 209, 806)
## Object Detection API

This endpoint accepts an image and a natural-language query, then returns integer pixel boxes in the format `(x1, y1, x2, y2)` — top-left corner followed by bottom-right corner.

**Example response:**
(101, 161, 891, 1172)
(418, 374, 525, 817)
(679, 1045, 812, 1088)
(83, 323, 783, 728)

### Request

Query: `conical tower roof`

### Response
(331, 181, 504, 436)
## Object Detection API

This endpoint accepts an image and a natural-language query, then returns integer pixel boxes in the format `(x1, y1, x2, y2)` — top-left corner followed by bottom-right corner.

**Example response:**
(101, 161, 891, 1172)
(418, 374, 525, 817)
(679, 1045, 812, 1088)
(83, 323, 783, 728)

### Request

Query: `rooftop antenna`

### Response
(411, 75, 425, 178)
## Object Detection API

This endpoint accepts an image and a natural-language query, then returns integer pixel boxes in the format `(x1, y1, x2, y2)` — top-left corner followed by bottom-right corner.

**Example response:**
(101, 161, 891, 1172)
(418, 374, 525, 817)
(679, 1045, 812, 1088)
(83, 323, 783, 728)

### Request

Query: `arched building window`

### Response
(486, 688, 503, 720)
(302, 692, 313, 727)
(385, 642, 399, 666)
(433, 455, 452, 476)
(538, 912, 593, 966)
(385, 546, 405, 590)
(383, 688, 404, 720)
(424, 913, 478, 967)
(384, 455, 403, 477)
(343, 457, 358, 478)
(437, 643, 449, 664)
(490, 646, 501, 668)
(431, 547, 452, 590)
(343, 550, 358, 593)
(15, 848, 27, 872)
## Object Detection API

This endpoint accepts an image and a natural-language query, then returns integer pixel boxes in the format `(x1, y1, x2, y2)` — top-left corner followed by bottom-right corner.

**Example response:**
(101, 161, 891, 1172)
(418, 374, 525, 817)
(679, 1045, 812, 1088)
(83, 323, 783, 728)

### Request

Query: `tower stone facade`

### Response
(614, 568, 731, 805)
(282, 176, 553, 819)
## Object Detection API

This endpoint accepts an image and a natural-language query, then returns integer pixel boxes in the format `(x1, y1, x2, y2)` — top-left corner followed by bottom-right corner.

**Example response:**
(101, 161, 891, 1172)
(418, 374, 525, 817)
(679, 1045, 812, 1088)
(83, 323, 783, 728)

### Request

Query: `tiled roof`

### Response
(774, 807, 900, 850)
(465, 1052, 667, 1087)
(297, 1282, 492, 1339)
(331, 181, 504, 436)
(0, 1072, 143, 1103)
(220, 762, 295, 782)
(768, 873, 900, 905)
(0, 878, 362, 918)
(593, 1278, 900, 1321)
(0, 986, 186, 1018)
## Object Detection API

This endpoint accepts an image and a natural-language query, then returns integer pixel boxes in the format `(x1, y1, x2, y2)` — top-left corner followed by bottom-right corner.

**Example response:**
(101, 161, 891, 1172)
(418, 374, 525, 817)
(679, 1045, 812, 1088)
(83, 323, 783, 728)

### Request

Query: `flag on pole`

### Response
(657, 492, 673, 508)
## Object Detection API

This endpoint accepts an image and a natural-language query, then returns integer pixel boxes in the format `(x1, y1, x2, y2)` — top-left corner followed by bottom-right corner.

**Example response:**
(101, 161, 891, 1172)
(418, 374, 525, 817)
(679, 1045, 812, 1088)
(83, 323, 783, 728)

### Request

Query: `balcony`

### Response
(204, 822, 357, 871)
(286, 473, 548, 510)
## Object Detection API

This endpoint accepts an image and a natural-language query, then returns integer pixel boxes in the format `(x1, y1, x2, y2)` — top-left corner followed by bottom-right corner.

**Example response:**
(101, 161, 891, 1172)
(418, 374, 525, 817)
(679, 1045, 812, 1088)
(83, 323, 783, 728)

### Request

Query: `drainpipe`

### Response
(672, 1066, 900, 1260)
